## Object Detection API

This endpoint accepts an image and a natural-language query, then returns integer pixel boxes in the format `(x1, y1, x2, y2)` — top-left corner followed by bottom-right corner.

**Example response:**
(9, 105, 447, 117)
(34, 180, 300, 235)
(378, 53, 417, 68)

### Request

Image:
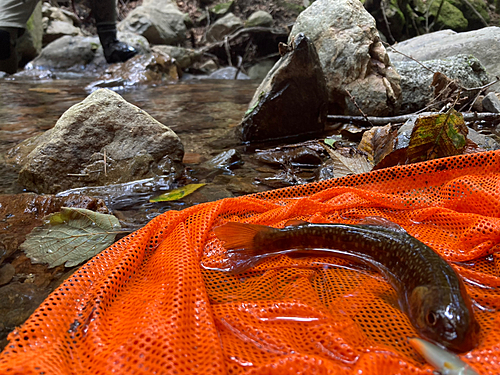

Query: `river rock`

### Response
(388, 27, 500, 81)
(482, 92, 500, 113)
(28, 32, 150, 71)
(6, 89, 184, 194)
(151, 45, 202, 69)
(289, 0, 401, 116)
(394, 55, 489, 114)
(245, 11, 273, 28)
(206, 13, 244, 42)
(118, 0, 187, 45)
(88, 51, 180, 89)
(41, 3, 83, 45)
(239, 33, 328, 143)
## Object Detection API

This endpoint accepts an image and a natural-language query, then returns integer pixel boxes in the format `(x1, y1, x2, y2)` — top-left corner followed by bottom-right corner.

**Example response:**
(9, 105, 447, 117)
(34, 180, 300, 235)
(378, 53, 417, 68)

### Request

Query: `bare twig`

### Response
(326, 112, 500, 126)
(103, 149, 107, 176)
(345, 89, 374, 127)
(380, 1, 396, 44)
(224, 36, 232, 66)
(386, 44, 434, 73)
(462, 0, 489, 27)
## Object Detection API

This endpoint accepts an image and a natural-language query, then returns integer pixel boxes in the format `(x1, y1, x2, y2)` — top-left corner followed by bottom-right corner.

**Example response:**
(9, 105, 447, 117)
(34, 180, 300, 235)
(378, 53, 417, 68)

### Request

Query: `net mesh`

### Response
(1, 150, 500, 374)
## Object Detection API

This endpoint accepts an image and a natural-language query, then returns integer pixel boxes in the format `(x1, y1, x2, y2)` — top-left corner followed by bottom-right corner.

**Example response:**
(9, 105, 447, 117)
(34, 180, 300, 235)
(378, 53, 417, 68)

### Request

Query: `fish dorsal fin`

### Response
(358, 216, 406, 233)
(284, 219, 309, 227)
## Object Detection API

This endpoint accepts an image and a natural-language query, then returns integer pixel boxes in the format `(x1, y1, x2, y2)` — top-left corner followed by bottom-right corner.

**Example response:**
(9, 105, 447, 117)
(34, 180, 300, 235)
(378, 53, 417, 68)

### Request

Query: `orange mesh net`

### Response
(1, 150, 500, 374)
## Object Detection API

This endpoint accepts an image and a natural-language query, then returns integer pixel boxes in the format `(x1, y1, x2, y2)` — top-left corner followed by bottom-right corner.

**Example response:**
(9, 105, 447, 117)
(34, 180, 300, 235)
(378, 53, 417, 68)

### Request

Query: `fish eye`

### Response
(426, 311, 437, 326)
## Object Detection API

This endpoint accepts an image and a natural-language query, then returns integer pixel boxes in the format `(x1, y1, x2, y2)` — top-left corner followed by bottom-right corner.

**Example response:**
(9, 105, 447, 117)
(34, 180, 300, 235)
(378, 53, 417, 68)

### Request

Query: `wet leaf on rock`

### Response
(406, 110, 468, 163)
(150, 183, 206, 202)
(20, 207, 121, 268)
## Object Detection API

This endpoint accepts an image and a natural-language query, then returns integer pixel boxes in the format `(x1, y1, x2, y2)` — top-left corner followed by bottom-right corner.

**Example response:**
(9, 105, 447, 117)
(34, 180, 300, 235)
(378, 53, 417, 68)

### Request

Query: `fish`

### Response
(408, 337, 479, 375)
(213, 219, 480, 352)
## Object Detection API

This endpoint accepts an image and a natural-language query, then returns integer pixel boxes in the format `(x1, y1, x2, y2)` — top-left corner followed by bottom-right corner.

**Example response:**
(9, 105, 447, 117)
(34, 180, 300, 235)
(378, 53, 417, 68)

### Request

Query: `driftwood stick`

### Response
(326, 112, 500, 126)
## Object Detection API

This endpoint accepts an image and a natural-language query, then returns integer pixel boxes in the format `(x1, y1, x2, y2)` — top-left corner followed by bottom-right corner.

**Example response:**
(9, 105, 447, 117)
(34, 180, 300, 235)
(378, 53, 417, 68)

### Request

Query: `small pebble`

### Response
(0, 263, 16, 286)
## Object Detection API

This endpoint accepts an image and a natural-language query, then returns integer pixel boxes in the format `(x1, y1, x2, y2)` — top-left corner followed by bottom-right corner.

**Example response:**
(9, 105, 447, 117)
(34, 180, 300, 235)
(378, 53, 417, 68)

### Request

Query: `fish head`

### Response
(409, 286, 479, 352)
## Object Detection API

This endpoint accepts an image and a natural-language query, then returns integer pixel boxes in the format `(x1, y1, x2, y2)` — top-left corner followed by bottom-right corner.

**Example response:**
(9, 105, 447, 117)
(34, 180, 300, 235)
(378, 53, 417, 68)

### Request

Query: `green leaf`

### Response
(407, 110, 468, 163)
(149, 183, 206, 202)
(20, 207, 121, 268)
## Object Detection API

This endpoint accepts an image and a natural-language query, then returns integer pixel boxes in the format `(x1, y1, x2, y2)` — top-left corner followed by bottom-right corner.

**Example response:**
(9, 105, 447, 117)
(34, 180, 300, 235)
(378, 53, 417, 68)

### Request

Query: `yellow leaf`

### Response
(149, 183, 206, 202)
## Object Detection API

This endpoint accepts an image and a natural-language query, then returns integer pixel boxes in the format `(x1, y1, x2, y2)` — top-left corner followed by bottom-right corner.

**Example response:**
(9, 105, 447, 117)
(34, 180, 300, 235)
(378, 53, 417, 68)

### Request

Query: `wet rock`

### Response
(388, 27, 500, 82)
(151, 45, 202, 70)
(245, 11, 273, 27)
(0, 193, 109, 266)
(239, 33, 328, 143)
(0, 264, 15, 286)
(256, 146, 323, 167)
(41, 2, 83, 45)
(88, 52, 180, 89)
(0, 282, 52, 346)
(481, 92, 500, 113)
(289, 0, 401, 116)
(208, 67, 249, 80)
(206, 13, 244, 43)
(118, 0, 187, 45)
(203, 149, 242, 172)
(6, 89, 184, 194)
(393, 55, 489, 114)
(28, 32, 150, 71)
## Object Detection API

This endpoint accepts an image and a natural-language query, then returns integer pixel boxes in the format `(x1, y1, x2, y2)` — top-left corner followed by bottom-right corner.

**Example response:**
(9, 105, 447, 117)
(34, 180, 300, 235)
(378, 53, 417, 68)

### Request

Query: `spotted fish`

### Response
(213, 219, 480, 352)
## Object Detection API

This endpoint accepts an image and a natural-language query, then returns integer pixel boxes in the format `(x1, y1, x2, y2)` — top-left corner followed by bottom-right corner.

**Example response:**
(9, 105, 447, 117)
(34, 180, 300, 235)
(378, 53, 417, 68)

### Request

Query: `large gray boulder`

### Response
(28, 33, 150, 71)
(289, 0, 401, 116)
(118, 0, 187, 45)
(17, 1, 43, 65)
(239, 33, 328, 143)
(388, 27, 500, 81)
(6, 89, 184, 194)
(41, 2, 83, 45)
(394, 55, 489, 113)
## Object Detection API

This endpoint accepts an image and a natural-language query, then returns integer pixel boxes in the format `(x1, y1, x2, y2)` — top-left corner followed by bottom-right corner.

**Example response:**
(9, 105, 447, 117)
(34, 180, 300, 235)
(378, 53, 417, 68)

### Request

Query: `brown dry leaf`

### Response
(323, 146, 373, 178)
(357, 124, 397, 165)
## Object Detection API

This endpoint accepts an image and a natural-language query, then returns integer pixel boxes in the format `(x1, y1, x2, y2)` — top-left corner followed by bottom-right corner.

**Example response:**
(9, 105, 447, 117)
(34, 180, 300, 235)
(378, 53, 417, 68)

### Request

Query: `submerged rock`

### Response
(289, 0, 401, 116)
(239, 33, 328, 143)
(88, 51, 180, 89)
(6, 89, 184, 194)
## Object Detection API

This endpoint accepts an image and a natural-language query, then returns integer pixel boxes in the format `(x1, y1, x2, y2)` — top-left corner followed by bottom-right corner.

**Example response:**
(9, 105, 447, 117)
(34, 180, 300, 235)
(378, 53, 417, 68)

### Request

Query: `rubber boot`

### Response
(96, 22, 137, 63)
(90, 0, 137, 63)
(0, 28, 18, 74)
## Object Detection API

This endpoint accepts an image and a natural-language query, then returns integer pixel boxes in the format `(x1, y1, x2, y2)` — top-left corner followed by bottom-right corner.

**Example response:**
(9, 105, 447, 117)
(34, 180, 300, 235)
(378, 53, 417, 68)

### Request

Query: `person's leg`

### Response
(0, 0, 40, 74)
(89, 0, 137, 63)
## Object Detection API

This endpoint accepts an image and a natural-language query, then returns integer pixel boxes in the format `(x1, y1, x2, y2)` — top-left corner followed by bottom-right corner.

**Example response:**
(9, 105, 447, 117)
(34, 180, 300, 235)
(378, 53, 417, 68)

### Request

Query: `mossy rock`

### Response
(210, 1, 235, 17)
(448, 0, 489, 30)
(415, 0, 468, 32)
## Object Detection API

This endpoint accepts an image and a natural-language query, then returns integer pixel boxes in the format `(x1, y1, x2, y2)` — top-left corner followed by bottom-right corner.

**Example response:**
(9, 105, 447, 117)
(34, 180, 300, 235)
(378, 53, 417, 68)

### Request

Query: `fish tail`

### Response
(214, 222, 277, 273)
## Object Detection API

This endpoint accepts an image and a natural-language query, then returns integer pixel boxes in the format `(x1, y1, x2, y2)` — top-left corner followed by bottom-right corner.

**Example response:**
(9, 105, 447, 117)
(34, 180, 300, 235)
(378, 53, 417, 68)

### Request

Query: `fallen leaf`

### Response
(20, 207, 121, 268)
(322, 146, 373, 178)
(406, 109, 468, 163)
(358, 124, 396, 165)
(150, 183, 206, 202)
